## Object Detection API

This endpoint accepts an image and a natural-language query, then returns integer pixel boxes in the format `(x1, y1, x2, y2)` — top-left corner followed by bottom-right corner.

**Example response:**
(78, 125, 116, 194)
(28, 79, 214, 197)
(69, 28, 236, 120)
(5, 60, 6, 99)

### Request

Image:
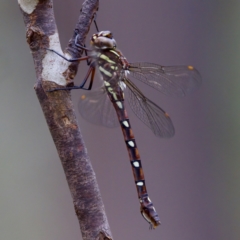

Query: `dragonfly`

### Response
(47, 30, 201, 229)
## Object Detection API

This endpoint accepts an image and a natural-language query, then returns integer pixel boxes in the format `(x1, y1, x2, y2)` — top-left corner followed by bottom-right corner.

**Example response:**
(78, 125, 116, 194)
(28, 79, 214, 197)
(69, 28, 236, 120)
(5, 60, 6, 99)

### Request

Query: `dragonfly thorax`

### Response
(91, 31, 117, 50)
(90, 31, 130, 88)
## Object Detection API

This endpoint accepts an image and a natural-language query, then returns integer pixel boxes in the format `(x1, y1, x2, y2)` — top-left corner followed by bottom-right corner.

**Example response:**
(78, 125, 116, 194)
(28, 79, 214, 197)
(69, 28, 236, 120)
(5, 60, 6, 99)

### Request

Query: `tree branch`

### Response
(18, 0, 113, 239)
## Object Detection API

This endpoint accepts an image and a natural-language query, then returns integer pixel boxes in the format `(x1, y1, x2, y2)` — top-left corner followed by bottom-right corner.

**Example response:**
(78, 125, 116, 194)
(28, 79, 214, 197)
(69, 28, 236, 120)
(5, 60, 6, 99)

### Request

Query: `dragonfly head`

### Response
(91, 31, 117, 50)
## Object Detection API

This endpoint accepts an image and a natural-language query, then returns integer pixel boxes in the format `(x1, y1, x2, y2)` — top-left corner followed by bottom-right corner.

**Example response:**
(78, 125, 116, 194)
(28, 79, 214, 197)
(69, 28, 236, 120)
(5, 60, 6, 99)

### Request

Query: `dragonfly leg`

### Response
(93, 12, 99, 32)
(74, 34, 93, 52)
(74, 34, 93, 66)
(84, 47, 92, 66)
(46, 48, 91, 63)
(74, 12, 99, 66)
(78, 62, 96, 90)
(48, 62, 96, 92)
(74, 10, 99, 57)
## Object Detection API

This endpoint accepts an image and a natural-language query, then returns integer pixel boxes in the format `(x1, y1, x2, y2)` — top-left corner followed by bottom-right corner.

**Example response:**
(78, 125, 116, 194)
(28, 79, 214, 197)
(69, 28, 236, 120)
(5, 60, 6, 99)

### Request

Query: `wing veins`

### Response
(124, 78, 175, 137)
(128, 62, 201, 97)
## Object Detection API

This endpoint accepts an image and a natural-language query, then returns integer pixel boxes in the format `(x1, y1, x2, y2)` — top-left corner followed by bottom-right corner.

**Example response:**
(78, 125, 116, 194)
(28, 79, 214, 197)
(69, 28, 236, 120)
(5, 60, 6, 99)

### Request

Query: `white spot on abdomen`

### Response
(132, 161, 140, 167)
(136, 181, 144, 186)
(122, 120, 129, 128)
(127, 140, 135, 147)
(116, 101, 123, 109)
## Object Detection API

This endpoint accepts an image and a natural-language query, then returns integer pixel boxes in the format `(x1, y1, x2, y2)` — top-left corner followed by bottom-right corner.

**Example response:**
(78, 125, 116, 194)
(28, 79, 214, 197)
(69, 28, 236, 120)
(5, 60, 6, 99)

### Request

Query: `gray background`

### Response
(1, 1, 240, 240)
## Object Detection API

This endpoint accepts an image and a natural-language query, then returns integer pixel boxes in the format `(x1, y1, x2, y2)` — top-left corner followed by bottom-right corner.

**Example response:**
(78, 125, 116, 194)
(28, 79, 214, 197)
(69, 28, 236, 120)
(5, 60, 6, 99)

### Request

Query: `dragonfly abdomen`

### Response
(104, 82, 161, 228)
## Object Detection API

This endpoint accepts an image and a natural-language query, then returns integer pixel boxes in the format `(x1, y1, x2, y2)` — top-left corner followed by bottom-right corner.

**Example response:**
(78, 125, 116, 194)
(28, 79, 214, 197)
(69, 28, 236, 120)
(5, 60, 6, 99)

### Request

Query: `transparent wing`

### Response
(78, 87, 119, 128)
(125, 79, 175, 138)
(128, 63, 201, 97)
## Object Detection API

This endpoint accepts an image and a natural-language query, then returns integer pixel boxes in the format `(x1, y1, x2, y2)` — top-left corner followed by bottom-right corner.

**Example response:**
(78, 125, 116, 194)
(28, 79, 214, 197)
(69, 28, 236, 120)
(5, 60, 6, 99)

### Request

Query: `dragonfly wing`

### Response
(128, 63, 201, 97)
(78, 87, 119, 128)
(125, 79, 175, 138)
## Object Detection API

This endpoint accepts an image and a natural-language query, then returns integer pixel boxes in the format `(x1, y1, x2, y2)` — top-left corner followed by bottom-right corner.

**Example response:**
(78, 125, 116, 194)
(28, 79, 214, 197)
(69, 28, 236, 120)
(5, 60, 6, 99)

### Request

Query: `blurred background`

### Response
(1, 1, 240, 239)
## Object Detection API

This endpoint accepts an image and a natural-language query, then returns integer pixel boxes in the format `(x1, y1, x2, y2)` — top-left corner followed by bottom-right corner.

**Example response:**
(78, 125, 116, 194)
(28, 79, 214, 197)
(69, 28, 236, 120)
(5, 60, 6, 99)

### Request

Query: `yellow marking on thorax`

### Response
(99, 66, 113, 77)
(110, 50, 120, 57)
(99, 54, 116, 64)
(111, 65, 118, 70)
(104, 81, 110, 86)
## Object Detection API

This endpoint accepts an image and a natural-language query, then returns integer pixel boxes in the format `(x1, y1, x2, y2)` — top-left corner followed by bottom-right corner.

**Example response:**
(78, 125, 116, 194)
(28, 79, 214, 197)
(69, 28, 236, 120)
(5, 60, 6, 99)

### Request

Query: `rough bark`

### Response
(18, 0, 113, 239)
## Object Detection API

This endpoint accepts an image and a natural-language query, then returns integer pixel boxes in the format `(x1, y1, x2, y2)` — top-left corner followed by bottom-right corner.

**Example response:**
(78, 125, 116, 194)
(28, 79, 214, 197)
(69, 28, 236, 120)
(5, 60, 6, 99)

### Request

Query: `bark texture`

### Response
(18, 0, 113, 239)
